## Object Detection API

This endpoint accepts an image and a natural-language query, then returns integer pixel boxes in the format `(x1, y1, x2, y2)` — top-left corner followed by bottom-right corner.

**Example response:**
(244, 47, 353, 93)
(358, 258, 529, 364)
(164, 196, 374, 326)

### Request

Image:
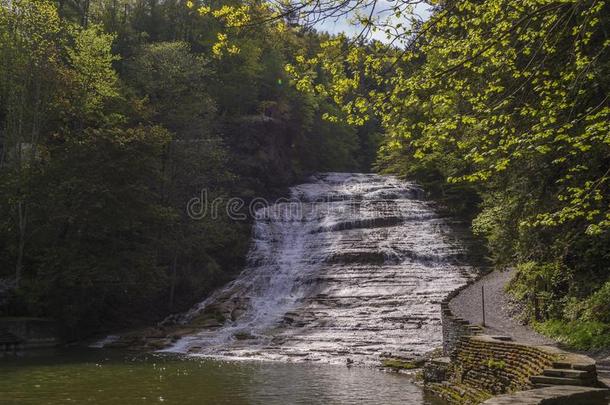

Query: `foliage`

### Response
(582, 281, 610, 323)
(486, 359, 506, 370)
(65, 25, 120, 123)
(125, 41, 216, 139)
(534, 320, 610, 350)
(296, 0, 610, 235)
(23, 126, 172, 331)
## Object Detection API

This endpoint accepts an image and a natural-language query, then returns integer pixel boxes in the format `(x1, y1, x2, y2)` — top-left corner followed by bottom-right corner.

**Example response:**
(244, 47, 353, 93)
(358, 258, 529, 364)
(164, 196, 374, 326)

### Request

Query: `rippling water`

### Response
(165, 173, 477, 364)
(0, 350, 446, 404)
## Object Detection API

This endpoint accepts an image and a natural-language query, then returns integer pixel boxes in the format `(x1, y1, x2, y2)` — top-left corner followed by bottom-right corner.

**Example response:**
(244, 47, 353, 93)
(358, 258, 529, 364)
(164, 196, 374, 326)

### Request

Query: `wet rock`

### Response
(231, 308, 246, 321)
(423, 357, 451, 383)
(146, 338, 171, 350)
(234, 332, 256, 340)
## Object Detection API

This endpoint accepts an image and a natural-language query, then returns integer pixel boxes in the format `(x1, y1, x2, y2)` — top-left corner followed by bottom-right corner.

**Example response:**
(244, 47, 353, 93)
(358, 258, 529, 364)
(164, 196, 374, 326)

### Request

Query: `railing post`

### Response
(481, 285, 486, 327)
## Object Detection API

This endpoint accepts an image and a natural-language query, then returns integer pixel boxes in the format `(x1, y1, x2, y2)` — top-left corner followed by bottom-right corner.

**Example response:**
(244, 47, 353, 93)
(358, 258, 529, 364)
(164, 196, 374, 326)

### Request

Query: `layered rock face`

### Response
(166, 173, 478, 364)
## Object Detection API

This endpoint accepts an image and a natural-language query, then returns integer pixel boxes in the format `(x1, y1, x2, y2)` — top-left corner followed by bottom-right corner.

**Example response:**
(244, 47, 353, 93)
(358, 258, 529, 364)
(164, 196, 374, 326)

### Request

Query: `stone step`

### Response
(552, 360, 575, 369)
(489, 335, 512, 341)
(553, 360, 597, 372)
(530, 375, 592, 386)
(487, 386, 610, 405)
(543, 368, 593, 379)
(532, 383, 555, 389)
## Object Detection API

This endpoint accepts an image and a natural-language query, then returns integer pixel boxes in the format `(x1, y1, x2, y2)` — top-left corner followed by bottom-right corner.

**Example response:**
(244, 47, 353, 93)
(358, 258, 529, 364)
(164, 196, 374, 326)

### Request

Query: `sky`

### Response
(315, 0, 432, 43)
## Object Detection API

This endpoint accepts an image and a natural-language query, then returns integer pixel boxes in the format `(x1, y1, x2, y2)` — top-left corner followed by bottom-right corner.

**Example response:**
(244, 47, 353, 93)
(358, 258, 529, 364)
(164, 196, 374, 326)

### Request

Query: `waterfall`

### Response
(164, 173, 477, 364)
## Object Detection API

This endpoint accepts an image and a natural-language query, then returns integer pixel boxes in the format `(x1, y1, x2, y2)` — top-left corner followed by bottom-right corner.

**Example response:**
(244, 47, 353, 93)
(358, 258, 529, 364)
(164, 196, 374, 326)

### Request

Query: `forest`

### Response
(0, 0, 380, 338)
(1, 0, 609, 349)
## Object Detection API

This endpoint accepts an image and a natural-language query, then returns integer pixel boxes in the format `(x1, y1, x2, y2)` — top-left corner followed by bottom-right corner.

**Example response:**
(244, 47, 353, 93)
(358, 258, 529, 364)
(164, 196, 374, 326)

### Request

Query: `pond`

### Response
(0, 349, 446, 404)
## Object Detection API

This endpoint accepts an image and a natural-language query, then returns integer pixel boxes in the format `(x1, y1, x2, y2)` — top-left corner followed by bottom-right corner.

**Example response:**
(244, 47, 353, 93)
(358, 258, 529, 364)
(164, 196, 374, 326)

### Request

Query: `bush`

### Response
(582, 281, 610, 323)
(508, 261, 572, 320)
(533, 320, 610, 350)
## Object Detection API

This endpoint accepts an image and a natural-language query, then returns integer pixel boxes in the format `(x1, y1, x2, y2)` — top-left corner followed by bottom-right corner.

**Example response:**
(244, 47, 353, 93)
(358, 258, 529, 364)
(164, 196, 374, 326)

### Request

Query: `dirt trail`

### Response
(449, 268, 555, 346)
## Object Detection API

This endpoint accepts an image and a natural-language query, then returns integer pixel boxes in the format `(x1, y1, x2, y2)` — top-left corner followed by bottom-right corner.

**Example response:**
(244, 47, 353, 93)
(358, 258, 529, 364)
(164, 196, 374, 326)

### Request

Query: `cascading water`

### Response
(164, 173, 478, 365)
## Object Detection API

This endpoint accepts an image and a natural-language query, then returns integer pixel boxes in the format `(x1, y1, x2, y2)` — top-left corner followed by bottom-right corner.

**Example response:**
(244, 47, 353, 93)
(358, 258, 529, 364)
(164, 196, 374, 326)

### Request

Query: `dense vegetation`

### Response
(289, 0, 609, 348)
(0, 0, 376, 338)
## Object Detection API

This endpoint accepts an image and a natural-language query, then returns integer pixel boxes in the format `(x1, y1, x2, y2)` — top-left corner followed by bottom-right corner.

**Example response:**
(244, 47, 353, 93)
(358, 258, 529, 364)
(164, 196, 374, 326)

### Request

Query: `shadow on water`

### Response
(0, 348, 447, 404)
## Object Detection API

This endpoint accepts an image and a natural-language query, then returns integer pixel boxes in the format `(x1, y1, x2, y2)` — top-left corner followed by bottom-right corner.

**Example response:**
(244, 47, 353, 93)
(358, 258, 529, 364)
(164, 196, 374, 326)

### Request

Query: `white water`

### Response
(164, 173, 477, 365)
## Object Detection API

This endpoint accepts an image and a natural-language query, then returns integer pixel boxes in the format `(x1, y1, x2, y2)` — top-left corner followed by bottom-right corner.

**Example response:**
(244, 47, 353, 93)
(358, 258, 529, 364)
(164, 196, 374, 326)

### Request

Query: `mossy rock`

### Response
(382, 358, 420, 370)
(190, 310, 226, 327)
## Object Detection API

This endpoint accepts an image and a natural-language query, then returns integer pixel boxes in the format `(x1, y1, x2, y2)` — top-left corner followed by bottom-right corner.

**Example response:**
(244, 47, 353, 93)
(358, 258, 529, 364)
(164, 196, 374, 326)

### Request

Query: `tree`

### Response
(0, 0, 63, 287)
(28, 126, 171, 333)
(126, 41, 216, 139)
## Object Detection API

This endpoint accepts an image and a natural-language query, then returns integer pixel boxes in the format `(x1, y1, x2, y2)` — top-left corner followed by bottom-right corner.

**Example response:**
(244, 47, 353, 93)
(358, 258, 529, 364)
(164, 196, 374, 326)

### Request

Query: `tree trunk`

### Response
(168, 254, 178, 310)
(15, 202, 26, 288)
(81, 0, 91, 27)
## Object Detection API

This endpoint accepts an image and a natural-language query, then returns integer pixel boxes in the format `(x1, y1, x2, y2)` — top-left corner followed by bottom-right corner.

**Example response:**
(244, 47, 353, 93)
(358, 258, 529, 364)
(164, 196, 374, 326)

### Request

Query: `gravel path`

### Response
(449, 268, 556, 345)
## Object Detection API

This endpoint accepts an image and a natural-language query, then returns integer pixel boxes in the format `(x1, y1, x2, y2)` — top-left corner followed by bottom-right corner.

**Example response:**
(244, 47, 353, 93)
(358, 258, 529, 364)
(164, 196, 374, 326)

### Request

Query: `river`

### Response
(0, 350, 445, 404)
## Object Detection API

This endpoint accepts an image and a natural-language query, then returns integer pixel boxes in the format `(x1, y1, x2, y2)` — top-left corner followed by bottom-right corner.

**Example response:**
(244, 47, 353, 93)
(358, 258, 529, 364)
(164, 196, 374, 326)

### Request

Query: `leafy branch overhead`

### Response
(287, 0, 609, 236)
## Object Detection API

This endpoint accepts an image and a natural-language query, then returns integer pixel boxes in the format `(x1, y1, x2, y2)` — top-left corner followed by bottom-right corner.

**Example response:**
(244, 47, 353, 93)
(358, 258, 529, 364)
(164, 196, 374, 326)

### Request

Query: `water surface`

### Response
(0, 350, 445, 404)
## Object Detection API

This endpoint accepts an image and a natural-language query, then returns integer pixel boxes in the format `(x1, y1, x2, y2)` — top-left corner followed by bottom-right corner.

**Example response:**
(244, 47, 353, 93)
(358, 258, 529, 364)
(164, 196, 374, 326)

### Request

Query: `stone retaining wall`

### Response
(425, 334, 608, 404)
(441, 282, 482, 355)
(452, 335, 557, 394)
(426, 335, 559, 403)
